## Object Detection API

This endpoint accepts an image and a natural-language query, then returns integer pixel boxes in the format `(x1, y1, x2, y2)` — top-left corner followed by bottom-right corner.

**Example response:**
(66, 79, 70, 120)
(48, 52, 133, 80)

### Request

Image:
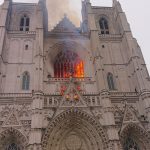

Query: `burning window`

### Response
(54, 50, 84, 78)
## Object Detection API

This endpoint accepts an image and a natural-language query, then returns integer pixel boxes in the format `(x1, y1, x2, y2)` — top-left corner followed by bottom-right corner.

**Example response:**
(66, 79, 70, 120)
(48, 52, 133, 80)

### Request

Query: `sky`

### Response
(0, 0, 150, 73)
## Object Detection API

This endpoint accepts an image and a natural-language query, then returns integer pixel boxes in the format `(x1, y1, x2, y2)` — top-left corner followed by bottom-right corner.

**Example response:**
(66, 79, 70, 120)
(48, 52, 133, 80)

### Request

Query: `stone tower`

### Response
(0, 0, 150, 149)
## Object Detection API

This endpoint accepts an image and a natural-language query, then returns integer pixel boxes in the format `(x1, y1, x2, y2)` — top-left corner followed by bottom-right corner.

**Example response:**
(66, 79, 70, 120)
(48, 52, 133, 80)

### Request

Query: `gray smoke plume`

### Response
(46, 0, 81, 29)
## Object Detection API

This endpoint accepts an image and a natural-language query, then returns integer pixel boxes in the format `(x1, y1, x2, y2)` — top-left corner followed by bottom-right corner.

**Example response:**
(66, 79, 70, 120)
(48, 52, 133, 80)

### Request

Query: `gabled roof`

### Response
(119, 104, 144, 134)
(51, 15, 80, 33)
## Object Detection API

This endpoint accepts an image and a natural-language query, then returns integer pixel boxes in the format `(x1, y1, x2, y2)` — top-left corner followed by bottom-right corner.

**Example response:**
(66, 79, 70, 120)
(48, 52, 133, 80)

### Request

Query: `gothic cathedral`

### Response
(0, 0, 150, 149)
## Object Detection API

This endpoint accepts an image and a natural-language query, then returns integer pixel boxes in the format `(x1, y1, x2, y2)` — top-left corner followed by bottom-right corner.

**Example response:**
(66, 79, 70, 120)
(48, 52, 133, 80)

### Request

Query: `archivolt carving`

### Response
(42, 109, 109, 150)
(120, 123, 150, 150)
(0, 128, 28, 149)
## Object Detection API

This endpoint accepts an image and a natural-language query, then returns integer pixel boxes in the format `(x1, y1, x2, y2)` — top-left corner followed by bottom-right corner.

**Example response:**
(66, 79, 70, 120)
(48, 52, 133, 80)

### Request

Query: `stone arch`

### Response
(42, 109, 109, 150)
(48, 41, 88, 63)
(120, 123, 150, 150)
(0, 128, 28, 150)
(54, 50, 84, 78)
(96, 14, 115, 34)
(96, 15, 109, 29)
(45, 41, 92, 78)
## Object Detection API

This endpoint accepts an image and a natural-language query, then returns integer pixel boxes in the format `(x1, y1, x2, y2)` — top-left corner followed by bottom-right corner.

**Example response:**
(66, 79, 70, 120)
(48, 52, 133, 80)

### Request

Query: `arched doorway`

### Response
(120, 123, 150, 150)
(42, 109, 109, 150)
(0, 128, 28, 150)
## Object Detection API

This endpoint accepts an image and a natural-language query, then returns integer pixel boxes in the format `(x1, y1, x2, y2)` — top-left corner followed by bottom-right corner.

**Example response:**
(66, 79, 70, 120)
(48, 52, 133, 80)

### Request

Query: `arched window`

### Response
(54, 50, 84, 78)
(6, 143, 20, 150)
(107, 73, 115, 90)
(20, 15, 30, 31)
(99, 17, 109, 34)
(124, 137, 140, 150)
(22, 72, 30, 90)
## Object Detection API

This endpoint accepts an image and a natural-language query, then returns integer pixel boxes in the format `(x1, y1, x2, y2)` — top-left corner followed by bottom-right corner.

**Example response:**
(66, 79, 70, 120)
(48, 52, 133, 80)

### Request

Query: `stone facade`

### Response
(0, 0, 150, 149)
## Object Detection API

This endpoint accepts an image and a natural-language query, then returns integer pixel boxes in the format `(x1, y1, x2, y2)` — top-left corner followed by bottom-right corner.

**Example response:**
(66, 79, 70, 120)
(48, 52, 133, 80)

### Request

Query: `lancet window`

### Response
(54, 50, 84, 78)
(99, 17, 109, 34)
(107, 72, 115, 90)
(22, 71, 30, 90)
(20, 15, 30, 31)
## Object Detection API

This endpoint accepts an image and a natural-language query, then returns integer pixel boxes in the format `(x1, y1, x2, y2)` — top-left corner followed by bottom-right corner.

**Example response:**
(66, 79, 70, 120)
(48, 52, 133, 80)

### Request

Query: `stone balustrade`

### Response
(43, 95, 61, 108)
(99, 34, 122, 41)
(8, 30, 36, 35)
(43, 94, 101, 108)
(47, 77, 92, 83)
(0, 93, 32, 97)
(0, 91, 139, 106)
(0, 93, 32, 105)
(109, 91, 139, 103)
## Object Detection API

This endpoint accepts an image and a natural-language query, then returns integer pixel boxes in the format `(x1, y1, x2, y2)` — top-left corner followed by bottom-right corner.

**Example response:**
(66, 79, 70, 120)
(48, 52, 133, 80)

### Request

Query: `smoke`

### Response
(46, 0, 81, 29)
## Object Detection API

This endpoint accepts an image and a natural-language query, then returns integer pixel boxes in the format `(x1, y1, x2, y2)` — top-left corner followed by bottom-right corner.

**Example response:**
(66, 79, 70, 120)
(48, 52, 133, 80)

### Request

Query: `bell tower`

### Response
(0, 0, 150, 149)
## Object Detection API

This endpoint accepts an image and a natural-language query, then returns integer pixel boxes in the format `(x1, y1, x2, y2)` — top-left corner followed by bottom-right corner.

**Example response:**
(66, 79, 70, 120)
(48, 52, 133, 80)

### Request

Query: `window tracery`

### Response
(6, 143, 20, 150)
(124, 137, 140, 150)
(22, 72, 30, 90)
(107, 72, 115, 90)
(54, 50, 84, 78)
(20, 15, 30, 31)
(99, 17, 109, 34)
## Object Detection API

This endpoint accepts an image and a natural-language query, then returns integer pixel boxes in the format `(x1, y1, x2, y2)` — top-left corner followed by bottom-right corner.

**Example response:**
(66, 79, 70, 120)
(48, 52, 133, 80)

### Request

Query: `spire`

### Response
(84, 0, 90, 3)
(113, 0, 123, 12)
(38, 0, 46, 4)
(113, 0, 117, 6)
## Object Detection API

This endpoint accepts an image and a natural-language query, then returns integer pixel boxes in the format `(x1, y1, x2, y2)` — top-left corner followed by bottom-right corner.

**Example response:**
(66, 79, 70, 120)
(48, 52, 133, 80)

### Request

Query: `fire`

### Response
(74, 61, 84, 78)
(54, 51, 84, 78)
(54, 60, 84, 78)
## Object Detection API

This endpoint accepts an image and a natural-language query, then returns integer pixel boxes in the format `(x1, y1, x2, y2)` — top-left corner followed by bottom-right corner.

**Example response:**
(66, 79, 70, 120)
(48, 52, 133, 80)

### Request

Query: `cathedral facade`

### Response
(0, 0, 150, 149)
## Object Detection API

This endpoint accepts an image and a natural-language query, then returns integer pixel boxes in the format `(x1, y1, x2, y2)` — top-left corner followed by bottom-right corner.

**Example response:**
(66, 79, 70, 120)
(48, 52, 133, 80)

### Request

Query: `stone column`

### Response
(28, 91, 43, 150)
(28, 2, 45, 149)
(33, 0, 44, 92)
(101, 90, 121, 150)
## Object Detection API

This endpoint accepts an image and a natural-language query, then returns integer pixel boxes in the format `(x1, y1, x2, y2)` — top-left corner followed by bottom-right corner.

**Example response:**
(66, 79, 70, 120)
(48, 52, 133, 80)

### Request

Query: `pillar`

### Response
(101, 90, 121, 150)
(28, 91, 43, 150)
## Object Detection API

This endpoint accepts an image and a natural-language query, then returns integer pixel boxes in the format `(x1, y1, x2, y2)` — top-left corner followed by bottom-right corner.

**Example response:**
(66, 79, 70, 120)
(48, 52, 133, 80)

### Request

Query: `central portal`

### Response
(42, 110, 108, 150)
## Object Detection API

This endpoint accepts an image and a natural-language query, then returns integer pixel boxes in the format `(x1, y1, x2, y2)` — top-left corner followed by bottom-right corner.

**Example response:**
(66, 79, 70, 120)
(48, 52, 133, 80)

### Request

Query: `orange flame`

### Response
(74, 61, 84, 78)
(54, 60, 84, 78)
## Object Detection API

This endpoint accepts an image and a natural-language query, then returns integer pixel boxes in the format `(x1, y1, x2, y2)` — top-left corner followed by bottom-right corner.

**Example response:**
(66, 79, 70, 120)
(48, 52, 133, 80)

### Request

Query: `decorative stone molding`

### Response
(42, 109, 110, 150)
(140, 90, 150, 100)
(0, 93, 32, 105)
(120, 123, 150, 149)
(0, 104, 32, 122)
(0, 127, 28, 149)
